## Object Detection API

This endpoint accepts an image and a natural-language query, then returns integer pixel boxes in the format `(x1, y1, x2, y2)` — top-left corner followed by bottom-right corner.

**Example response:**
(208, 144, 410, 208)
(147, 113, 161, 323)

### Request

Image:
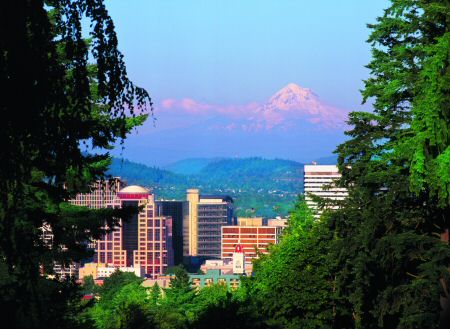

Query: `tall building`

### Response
(183, 189, 233, 260)
(69, 177, 124, 209)
(41, 224, 80, 279)
(41, 178, 125, 279)
(221, 220, 282, 264)
(93, 185, 174, 278)
(156, 200, 185, 265)
(303, 164, 348, 217)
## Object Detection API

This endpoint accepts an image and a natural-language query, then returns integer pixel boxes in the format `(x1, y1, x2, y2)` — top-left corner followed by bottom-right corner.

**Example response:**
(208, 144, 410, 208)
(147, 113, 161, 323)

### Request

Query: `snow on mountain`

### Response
(245, 83, 348, 131)
(158, 83, 349, 132)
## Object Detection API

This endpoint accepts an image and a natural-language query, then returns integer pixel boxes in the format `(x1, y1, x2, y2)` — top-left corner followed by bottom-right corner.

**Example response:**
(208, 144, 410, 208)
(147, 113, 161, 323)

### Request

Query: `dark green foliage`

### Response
(0, 0, 151, 327)
(82, 273, 259, 329)
(168, 265, 191, 290)
(81, 275, 97, 295)
(245, 197, 339, 329)
(328, 1, 450, 328)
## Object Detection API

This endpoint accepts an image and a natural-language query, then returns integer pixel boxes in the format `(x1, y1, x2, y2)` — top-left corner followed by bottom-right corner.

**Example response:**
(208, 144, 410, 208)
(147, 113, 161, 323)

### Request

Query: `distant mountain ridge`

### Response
(108, 156, 306, 217)
(164, 158, 223, 175)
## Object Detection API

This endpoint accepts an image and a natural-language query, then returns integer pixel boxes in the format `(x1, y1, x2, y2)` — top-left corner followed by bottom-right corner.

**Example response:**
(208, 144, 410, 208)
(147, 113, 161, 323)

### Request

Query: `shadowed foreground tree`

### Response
(329, 0, 450, 328)
(0, 0, 151, 327)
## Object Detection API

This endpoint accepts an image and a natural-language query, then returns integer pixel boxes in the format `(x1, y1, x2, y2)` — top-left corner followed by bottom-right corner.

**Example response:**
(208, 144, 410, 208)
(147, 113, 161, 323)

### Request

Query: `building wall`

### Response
(304, 164, 348, 217)
(94, 188, 174, 278)
(185, 189, 199, 256)
(69, 178, 123, 209)
(183, 190, 234, 260)
(189, 269, 240, 289)
(197, 202, 231, 258)
(157, 200, 185, 265)
(237, 217, 263, 226)
(221, 226, 281, 263)
(41, 178, 124, 279)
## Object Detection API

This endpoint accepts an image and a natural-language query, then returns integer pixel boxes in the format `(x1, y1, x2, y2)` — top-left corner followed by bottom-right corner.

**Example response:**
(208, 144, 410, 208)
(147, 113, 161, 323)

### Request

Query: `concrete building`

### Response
(221, 221, 282, 264)
(93, 185, 174, 278)
(156, 200, 185, 266)
(69, 177, 124, 209)
(267, 217, 288, 228)
(183, 189, 233, 260)
(78, 262, 145, 280)
(237, 217, 263, 226)
(189, 269, 240, 289)
(304, 164, 348, 217)
(40, 178, 125, 279)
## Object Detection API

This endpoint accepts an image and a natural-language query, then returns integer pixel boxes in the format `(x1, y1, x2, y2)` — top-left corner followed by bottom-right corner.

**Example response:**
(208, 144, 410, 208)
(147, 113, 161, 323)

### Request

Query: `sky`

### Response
(101, 0, 390, 166)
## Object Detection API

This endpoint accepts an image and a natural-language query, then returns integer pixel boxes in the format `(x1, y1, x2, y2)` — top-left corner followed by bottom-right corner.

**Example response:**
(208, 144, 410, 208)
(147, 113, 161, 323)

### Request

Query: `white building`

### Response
(96, 265, 145, 278)
(304, 164, 348, 217)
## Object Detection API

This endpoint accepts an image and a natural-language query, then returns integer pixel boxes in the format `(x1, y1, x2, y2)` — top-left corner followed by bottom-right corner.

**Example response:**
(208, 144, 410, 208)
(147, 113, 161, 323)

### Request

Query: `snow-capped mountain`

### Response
(255, 83, 348, 130)
(159, 83, 349, 132)
(119, 83, 349, 164)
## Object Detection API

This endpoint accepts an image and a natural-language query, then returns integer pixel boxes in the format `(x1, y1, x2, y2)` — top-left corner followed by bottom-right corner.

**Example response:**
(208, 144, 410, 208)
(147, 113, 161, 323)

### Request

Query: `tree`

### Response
(168, 265, 192, 291)
(246, 197, 339, 329)
(150, 283, 162, 305)
(0, 0, 151, 327)
(81, 275, 97, 295)
(329, 1, 450, 328)
(88, 279, 155, 329)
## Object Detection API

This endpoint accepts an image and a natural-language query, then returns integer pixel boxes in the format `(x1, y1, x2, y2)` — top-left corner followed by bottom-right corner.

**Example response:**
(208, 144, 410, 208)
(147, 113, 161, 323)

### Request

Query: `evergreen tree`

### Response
(246, 197, 340, 329)
(150, 283, 162, 305)
(0, 0, 151, 327)
(329, 1, 450, 328)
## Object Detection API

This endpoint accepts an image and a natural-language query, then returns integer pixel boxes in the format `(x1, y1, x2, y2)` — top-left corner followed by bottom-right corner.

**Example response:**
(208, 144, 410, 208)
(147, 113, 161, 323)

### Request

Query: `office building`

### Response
(303, 164, 348, 217)
(221, 220, 282, 263)
(157, 200, 185, 265)
(69, 177, 124, 209)
(92, 185, 174, 278)
(40, 178, 125, 279)
(183, 189, 233, 260)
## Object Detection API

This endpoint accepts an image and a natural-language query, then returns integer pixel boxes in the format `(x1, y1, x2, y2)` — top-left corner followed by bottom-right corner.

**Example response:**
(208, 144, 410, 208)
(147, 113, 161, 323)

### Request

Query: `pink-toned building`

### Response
(93, 185, 174, 278)
(221, 225, 282, 264)
(69, 177, 124, 209)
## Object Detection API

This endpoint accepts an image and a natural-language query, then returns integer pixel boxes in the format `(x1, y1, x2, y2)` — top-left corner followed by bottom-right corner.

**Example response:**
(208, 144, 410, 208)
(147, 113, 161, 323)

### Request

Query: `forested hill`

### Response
(108, 157, 306, 217)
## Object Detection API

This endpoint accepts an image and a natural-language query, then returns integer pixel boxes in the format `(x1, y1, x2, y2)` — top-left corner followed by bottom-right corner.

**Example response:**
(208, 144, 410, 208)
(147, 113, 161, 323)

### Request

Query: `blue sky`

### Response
(102, 0, 390, 165)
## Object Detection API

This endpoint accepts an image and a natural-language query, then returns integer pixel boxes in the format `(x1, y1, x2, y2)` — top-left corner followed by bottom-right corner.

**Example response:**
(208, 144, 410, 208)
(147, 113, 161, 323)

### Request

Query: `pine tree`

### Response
(330, 1, 450, 328)
(0, 1, 152, 327)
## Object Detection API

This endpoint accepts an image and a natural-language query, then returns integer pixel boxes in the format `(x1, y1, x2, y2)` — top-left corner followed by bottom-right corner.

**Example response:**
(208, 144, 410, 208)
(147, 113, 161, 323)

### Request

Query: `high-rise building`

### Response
(183, 189, 233, 260)
(221, 220, 282, 264)
(69, 177, 124, 209)
(41, 178, 125, 279)
(303, 164, 348, 217)
(93, 185, 174, 278)
(156, 200, 185, 265)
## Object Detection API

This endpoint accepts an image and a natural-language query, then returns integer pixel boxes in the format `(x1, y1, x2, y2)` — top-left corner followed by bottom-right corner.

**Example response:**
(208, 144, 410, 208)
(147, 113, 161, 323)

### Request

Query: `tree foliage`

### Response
(0, 0, 151, 327)
(329, 1, 450, 328)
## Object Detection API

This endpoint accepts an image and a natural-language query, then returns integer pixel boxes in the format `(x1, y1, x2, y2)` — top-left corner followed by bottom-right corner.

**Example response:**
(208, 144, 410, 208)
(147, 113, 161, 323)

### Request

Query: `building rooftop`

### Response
(199, 195, 233, 203)
(119, 185, 150, 194)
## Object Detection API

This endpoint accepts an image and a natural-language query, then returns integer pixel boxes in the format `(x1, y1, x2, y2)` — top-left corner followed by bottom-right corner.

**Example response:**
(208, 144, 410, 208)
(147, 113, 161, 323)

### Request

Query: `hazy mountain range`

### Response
(117, 83, 349, 166)
(108, 155, 337, 217)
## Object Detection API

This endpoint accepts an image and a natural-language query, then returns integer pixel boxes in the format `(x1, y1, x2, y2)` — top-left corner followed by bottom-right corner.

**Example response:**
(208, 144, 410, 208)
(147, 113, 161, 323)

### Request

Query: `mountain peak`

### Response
(282, 83, 313, 95)
(264, 83, 319, 112)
